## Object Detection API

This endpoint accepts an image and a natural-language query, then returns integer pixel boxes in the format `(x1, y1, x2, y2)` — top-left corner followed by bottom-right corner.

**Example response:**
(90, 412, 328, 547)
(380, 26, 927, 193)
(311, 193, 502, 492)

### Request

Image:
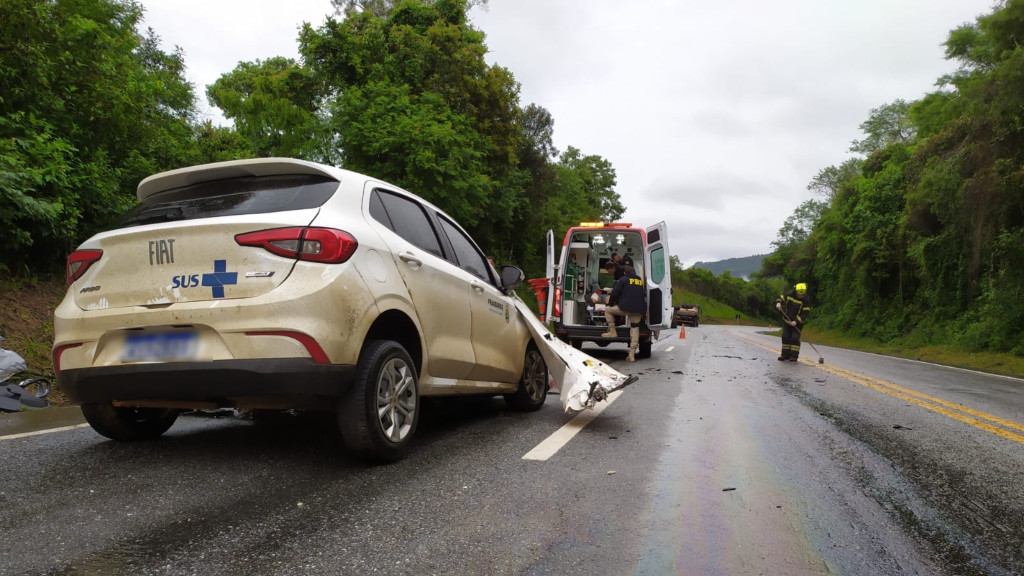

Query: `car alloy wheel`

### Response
(374, 356, 417, 443)
(505, 346, 548, 411)
(522, 348, 547, 403)
(339, 339, 420, 463)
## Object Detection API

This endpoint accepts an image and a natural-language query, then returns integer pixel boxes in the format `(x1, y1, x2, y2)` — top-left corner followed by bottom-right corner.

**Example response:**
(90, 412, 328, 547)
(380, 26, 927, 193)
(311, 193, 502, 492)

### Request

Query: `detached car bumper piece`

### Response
(514, 298, 636, 414)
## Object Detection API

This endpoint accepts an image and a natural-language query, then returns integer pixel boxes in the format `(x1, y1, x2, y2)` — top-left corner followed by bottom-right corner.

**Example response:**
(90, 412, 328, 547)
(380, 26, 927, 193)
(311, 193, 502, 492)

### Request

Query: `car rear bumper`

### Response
(60, 359, 356, 410)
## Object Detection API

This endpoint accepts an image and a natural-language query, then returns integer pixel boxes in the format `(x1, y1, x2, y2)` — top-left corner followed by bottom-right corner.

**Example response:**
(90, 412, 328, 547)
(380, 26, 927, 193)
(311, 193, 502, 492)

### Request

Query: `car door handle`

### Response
(470, 281, 487, 294)
(398, 252, 422, 268)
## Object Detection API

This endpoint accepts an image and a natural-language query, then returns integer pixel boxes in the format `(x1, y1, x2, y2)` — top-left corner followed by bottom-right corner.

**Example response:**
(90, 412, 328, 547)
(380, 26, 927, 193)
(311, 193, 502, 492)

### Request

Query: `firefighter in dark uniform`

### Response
(775, 282, 811, 361)
(601, 257, 647, 361)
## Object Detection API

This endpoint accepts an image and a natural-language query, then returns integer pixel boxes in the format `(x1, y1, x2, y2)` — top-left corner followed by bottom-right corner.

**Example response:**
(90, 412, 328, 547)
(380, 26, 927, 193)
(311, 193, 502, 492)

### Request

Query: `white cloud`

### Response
(139, 0, 334, 122)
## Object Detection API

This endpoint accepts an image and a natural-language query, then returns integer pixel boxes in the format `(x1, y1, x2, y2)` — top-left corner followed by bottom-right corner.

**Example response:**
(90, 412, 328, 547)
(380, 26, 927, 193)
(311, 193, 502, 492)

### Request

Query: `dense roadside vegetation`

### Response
(763, 0, 1024, 358)
(670, 0, 1024, 369)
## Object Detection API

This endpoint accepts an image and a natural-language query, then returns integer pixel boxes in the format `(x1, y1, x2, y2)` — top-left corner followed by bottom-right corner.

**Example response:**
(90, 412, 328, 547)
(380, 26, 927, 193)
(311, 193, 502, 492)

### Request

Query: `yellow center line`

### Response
(823, 363, 1024, 435)
(821, 365, 1024, 445)
(730, 331, 1024, 447)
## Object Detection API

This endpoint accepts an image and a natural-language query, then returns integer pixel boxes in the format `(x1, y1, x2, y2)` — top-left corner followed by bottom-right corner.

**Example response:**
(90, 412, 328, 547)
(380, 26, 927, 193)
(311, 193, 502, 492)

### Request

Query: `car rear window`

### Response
(117, 175, 339, 228)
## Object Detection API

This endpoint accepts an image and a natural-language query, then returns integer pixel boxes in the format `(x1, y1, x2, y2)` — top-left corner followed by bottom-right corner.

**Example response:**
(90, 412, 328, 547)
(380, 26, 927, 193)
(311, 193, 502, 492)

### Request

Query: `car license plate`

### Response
(122, 331, 199, 362)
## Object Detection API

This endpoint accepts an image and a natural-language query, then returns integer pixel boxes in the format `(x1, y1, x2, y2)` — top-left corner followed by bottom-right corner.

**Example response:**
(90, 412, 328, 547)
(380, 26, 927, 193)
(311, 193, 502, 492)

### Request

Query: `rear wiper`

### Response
(126, 206, 187, 226)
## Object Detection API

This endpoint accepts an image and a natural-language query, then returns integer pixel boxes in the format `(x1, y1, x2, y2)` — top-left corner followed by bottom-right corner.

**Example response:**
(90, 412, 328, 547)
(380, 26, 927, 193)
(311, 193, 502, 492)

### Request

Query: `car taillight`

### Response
(235, 227, 358, 264)
(66, 250, 103, 284)
(554, 287, 562, 318)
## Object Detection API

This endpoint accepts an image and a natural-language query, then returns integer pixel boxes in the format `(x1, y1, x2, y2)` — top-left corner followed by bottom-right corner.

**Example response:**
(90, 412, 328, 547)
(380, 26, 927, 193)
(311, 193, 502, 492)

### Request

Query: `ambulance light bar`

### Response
(578, 221, 633, 228)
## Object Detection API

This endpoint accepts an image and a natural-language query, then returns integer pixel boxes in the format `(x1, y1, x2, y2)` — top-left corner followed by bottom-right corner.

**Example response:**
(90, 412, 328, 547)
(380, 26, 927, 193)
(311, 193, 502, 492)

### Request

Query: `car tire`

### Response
(638, 339, 652, 359)
(505, 345, 548, 411)
(81, 403, 178, 441)
(338, 339, 419, 463)
(570, 339, 582, 350)
(694, 319, 699, 327)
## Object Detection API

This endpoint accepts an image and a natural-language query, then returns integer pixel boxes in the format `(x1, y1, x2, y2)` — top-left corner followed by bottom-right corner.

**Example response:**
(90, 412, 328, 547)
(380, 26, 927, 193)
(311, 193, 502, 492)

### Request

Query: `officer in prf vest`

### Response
(601, 257, 647, 362)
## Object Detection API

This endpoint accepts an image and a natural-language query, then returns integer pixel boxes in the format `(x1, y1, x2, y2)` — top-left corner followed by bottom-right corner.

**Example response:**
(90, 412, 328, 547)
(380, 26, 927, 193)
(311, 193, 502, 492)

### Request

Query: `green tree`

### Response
(849, 100, 916, 155)
(807, 158, 861, 199)
(207, 57, 328, 160)
(298, 0, 623, 278)
(299, 0, 519, 228)
(557, 146, 624, 223)
(0, 0, 200, 271)
(331, 0, 488, 18)
(192, 120, 256, 163)
(772, 199, 828, 250)
(493, 103, 559, 271)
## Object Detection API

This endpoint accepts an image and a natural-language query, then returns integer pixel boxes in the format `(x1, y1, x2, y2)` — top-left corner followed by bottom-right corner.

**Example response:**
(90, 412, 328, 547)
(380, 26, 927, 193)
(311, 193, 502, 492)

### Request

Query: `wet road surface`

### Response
(2, 325, 1022, 575)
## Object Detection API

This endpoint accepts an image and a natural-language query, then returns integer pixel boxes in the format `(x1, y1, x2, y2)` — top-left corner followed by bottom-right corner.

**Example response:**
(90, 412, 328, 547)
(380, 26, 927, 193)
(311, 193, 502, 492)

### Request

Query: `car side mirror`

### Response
(499, 265, 524, 292)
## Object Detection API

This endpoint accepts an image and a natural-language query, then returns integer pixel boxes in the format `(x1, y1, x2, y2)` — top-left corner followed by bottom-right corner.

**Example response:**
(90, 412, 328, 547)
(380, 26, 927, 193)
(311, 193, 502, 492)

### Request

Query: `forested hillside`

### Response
(670, 256, 787, 321)
(692, 254, 767, 279)
(0, 0, 620, 278)
(764, 0, 1024, 355)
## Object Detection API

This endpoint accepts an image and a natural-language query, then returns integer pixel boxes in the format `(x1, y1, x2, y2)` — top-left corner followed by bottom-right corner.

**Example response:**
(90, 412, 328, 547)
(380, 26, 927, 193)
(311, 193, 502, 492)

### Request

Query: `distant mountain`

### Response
(691, 254, 767, 280)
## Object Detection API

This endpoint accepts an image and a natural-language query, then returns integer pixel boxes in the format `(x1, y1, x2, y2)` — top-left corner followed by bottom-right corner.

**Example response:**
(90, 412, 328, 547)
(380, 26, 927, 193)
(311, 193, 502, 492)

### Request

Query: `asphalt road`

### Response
(2, 325, 1023, 575)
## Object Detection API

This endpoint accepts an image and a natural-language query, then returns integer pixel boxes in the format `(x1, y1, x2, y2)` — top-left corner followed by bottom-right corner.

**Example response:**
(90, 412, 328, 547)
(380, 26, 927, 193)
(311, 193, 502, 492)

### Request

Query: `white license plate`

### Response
(122, 331, 199, 362)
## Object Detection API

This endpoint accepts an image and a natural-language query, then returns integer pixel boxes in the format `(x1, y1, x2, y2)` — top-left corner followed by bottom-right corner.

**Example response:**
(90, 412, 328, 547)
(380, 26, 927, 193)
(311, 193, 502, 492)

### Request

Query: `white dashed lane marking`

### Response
(522, 390, 624, 461)
(0, 423, 90, 441)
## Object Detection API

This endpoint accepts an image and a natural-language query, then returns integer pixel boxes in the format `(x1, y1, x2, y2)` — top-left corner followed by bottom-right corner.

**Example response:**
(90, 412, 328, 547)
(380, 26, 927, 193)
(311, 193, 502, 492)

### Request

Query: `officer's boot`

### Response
(627, 326, 639, 361)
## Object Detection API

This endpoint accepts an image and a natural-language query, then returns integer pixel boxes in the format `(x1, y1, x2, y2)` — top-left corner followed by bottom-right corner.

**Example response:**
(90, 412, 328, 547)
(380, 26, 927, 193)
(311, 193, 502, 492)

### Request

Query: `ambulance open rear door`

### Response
(645, 221, 672, 330)
(545, 229, 556, 322)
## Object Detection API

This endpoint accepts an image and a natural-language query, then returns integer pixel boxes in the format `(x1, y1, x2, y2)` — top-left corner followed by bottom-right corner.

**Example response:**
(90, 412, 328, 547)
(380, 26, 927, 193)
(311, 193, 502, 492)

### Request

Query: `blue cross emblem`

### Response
(201, 260, 238, 298)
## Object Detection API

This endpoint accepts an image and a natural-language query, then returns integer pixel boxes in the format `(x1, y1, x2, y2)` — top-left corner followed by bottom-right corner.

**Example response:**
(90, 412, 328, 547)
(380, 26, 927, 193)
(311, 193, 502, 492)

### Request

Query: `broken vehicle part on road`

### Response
(0, 337, 51, 412)
(513, 297, 637, 414)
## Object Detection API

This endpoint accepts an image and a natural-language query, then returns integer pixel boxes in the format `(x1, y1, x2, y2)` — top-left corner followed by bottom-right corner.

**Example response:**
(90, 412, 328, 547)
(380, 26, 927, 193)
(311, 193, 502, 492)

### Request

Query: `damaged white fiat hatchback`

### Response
(53, 158, 548, 462)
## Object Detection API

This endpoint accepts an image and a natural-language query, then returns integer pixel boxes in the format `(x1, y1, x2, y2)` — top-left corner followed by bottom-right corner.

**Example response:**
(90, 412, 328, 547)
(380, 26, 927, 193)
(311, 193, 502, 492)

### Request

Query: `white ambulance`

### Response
(543, 222, 672, 358)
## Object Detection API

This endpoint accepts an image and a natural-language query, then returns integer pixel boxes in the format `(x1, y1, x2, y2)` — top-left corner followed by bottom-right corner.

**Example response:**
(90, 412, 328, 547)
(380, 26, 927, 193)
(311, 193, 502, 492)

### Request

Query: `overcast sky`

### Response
(140, 0, 996, 267)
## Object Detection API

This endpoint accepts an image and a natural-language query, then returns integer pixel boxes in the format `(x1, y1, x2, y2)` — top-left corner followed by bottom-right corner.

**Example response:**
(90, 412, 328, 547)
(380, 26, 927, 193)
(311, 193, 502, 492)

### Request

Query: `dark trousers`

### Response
(780, 324, 801, 359)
